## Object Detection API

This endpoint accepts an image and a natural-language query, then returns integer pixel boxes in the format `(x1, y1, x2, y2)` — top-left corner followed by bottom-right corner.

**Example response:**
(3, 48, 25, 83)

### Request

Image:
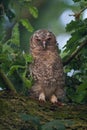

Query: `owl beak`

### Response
(42, 41, 46, 49)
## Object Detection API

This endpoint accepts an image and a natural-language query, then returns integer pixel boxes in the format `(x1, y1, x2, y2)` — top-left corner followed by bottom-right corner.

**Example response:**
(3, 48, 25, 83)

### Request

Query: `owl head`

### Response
(30, 29, 57, 50)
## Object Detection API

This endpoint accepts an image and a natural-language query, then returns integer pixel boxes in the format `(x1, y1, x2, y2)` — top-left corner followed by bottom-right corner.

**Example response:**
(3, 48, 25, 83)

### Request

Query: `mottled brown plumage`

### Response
(29, 29, 65, 103)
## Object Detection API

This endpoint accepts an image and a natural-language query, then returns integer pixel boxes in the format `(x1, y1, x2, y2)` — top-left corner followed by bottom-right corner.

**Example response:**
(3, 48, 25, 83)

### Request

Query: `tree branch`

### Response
(0, 68, 17, 93)
(69, 7, 87, 20)
(63, 40, 87, 66)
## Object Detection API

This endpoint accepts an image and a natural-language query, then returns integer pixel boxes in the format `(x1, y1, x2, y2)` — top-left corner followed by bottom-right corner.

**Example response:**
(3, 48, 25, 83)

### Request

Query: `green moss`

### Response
(0, 91, 87, 130)
(0, 99, 11, 116)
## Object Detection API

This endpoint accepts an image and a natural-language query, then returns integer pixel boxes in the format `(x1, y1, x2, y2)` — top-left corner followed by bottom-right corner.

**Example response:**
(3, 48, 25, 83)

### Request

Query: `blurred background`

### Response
(0, 0, 79, 51)
(0, 0, 87, 51)
(31, 0, 75, 50)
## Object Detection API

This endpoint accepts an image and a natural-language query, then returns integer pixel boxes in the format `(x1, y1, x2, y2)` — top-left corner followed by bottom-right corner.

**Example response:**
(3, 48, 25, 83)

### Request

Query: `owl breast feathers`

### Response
(29, 29, 65, 104)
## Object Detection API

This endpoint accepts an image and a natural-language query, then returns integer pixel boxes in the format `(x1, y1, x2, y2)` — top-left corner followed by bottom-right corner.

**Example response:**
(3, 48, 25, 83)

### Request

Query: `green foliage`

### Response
(66, 81, 87, 103)
(20, 113, 40, 124)
(64, 19, 87, 56)
(20, 114, 74, 130)
(0, 0, 37, 93)
(29, 6, 38, 18)
(63, 0, 87, 103)
(74, 81, 87, 103)
(23, 53, 33, 63)
(42, 120, 66, 130)
(20, 19, 34, 32)
(73, 0, 81, 2)
(20, 113, 41, 130)
(42, 120, 74, 130)
(73, 0, 87, 2)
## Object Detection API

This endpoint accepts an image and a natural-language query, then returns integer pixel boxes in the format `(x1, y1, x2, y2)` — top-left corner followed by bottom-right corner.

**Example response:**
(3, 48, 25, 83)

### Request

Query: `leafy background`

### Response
(0, 0, 87, 103)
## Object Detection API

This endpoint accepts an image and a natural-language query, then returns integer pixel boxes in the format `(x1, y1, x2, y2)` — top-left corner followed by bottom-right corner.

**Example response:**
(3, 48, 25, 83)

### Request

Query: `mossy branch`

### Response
(0, 68, 17, 93)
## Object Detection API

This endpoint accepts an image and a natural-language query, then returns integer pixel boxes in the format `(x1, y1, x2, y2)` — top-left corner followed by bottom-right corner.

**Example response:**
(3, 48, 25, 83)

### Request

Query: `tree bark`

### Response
(0, 92, 87, 130)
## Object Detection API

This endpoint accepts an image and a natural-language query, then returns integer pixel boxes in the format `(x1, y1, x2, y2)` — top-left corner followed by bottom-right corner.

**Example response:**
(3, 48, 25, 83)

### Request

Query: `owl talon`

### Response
(50, 95, 58, 104)
(51, 95, 64, 106)
(56, 101, 65, 106)
(39, 92, 46, 102)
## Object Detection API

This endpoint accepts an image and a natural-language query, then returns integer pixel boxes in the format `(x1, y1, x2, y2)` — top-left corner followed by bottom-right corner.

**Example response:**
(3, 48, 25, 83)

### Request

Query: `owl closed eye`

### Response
(31, 29, 57, 50)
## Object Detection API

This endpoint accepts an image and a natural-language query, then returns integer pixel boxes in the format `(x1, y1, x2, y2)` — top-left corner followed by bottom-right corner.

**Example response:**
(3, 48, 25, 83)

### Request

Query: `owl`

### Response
(29, 29, 65, 104)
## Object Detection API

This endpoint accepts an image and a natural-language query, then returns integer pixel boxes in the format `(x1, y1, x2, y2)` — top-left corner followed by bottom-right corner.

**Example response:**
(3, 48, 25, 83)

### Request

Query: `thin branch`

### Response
(0, 68, 17, 93)
(69, 7, 87, 20)
(63, 40, 87, 66)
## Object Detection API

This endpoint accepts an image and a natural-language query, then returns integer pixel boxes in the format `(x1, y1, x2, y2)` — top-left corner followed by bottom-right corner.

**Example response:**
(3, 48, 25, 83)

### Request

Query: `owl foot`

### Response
(50, 95, 64, 106)
(50, 95, 58, 104)
(39, 92, 46, 102)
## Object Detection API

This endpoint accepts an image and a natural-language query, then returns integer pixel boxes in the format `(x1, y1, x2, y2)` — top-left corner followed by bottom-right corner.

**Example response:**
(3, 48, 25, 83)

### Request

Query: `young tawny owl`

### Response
(29, 29, 65, 104)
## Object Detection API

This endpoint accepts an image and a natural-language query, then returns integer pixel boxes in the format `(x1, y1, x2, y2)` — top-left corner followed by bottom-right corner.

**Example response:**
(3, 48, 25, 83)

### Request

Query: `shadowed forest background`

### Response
(0, 0, 87, 129)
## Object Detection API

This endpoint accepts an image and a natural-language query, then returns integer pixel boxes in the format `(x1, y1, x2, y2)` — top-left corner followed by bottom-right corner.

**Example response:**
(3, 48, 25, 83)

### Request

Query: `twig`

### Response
(63, 40, 87, 66)
(69, 7, 87, 20)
